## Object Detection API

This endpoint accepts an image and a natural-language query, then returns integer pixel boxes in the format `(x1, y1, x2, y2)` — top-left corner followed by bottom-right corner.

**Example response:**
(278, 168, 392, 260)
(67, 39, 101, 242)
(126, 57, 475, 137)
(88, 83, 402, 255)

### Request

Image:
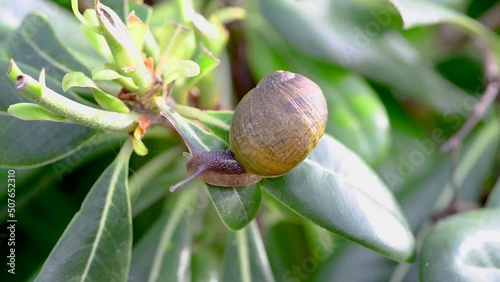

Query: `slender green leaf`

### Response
(129, 190, 196, 282)
(8, 103, 64, 121)
(261, 134, 415, 262)
(206, 184, 261, 230)
(173, 105, 232, 143)
(0, 47, 96, 168)
(244, 7, 390, 164)
(420, 208, 500, 281)
(222, 221, 275, 282)
(129, 146, 185, 216)
(94, 90, 130, 114)
(34, 142, 133, 282)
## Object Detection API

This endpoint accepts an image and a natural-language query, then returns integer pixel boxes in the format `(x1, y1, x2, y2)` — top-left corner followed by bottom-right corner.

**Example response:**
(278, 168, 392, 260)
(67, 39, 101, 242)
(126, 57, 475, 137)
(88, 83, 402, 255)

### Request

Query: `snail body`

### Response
(168, 70, 327, 191)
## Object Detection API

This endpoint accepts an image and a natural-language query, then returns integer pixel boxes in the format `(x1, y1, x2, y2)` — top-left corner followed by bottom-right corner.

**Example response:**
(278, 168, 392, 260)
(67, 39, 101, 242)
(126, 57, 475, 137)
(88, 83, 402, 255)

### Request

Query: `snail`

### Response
(163, 70, 327, 191)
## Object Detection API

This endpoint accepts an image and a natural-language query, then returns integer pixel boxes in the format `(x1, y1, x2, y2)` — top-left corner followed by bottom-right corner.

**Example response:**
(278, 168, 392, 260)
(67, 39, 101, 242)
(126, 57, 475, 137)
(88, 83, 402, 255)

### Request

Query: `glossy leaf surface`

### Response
(420, 209, 500, 281)
(261, 135, 415, 262)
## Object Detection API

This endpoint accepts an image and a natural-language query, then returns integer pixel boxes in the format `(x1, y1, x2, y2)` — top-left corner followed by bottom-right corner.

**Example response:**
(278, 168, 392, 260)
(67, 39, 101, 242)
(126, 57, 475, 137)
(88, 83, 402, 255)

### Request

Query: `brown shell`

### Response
(229, 71, 327, 176)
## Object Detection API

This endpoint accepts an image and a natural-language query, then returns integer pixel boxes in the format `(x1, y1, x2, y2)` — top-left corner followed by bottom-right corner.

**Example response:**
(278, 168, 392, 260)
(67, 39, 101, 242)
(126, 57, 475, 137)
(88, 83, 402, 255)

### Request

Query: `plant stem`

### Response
(7, 59, 138, 131)
(441, 45, 500, 153)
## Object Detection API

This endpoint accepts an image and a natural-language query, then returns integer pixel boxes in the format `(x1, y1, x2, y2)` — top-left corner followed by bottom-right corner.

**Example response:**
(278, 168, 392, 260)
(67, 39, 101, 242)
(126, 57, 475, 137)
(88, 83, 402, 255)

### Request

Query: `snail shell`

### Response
(167, 70, 327, 191)
(229, 70, 327, 177)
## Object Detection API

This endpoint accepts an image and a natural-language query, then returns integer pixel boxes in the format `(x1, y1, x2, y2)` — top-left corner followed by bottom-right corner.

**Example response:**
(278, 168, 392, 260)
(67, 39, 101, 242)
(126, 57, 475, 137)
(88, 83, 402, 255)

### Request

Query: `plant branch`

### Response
(7, 59, 139, 131)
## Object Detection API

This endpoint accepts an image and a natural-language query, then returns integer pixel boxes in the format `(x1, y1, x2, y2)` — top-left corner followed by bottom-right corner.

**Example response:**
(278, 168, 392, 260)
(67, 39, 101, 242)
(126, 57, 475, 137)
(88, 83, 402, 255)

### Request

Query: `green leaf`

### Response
(201, 111, 233, 142)
(34, 142, 133, 282)
(6, 60, 138, 131)
(92, 69, 139, 91)
(192, 249, 220, 282)
(420, 208, 500, 281)
(222, 221, 275, 282)
(129, 146, 185, 216)
(95, 0, 152, 93)
(94, 90, 130, 114)
(127, 12, 149, 52)
(62, 71, 99, 92)
(206, 184, 261, 230)
(244, 8, 390, 164)
(430, 117, 500, 208)
(6, 13, 90, 81)
(182, 45, 221, 91)
(162, 60, 200, 85)
(1, 0, 102, 69)
(128, 1, 152, 24)
(258, 0, 470, 113)
(8, 103, 64, 121)
(174, 105, 231, 143)
(265, 221, 315, 280)
(129, 190, 196, 282)
(159, 107, 261, 229)
(81, 9, 114, 62)
(130, 135, 148, 156)
(486, 177, 500, 208)
(154, 21, 196, 74)
(0, 113, 95, 168)
(391, 0, 500, 56)
(261, 134, 415, 262)
(159, 106, 227, 153)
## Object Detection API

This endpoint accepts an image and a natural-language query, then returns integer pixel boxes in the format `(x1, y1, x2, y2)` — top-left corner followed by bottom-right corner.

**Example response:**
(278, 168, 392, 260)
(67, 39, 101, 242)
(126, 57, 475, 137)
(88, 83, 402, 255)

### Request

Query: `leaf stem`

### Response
(7, 59, 138, 131)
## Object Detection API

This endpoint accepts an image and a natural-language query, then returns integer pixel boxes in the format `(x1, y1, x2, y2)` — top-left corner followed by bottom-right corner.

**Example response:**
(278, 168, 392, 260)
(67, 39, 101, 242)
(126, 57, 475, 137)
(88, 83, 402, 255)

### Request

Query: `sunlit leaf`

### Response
(420, 208, 500, 281)
(261, 135, 415, 262)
